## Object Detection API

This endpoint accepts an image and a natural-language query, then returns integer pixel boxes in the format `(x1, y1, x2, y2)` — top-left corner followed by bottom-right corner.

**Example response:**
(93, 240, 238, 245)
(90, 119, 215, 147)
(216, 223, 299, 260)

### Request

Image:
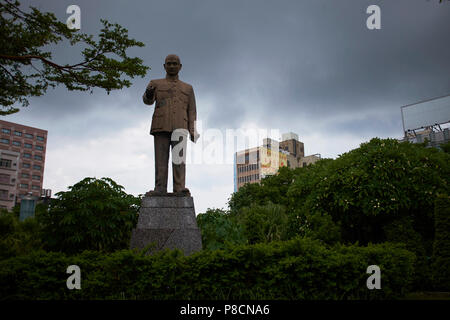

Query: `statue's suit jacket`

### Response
(143, 76, 196, 137)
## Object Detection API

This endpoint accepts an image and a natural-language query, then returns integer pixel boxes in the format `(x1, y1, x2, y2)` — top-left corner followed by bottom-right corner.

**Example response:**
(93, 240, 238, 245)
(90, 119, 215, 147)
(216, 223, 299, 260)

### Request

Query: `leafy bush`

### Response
(37, 177, 140, 254)
(289, 138, 449, 245)
(295, 209, 342, 245)
(0, 239, 415, 300)
(383, 217, 430, 290)
(234, 202, 289, 244)
(229, 138, 450, 248)
(432, 193, 450, 291)
(0, 210, 43, 260)
(196, 208, 246, 250)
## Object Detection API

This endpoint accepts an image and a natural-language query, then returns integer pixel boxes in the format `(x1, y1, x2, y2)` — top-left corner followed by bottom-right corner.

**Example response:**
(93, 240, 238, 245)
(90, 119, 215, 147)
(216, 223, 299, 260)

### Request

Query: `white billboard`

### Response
(401, 94, 450, 133)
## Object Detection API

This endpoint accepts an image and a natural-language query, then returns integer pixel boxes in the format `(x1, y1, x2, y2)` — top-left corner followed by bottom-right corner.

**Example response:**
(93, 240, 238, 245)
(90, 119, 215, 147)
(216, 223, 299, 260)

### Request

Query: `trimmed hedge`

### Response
(0, 238, 415, 300)
(383, 217, 431, 290)
(432, 194, 450, 291)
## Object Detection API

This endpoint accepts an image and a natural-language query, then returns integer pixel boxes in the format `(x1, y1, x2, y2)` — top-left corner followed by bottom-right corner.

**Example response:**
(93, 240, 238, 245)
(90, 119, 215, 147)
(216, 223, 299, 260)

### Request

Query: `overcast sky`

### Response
(5, 0, 450, 213)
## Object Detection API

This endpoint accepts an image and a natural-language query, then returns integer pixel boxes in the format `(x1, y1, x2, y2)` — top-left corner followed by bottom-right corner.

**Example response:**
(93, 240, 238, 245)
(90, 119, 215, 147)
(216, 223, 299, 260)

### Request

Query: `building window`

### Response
(37, 136, 44, 141)
(34, 155, 42, 161)
(1, 128, 11, 134)
(23, 153, 31, 158)
(1, 138, 10, 144)
(24, 143, 32, 149)
(0, 159, 12, 168)
(12, 141, 21, 146)
(303, 162, 307, 167)
(35, 145, 43, 151)
(25, 133, 34, 139)
(21, 173, 30, 178)
(22, 162, 30, 168)
(0, 174, 10, 184)
(20, 183, 28, 189)
(0, 189, 8, 200)
(32, 185, 40, 190)
(32, 175, 41, 180)
(33, 164, 41, 170)
(14, 131, 22, 136)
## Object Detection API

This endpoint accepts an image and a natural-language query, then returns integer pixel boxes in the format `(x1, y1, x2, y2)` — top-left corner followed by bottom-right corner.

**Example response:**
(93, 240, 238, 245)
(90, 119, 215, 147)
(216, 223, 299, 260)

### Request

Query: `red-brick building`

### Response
(0, 120, 48, 210)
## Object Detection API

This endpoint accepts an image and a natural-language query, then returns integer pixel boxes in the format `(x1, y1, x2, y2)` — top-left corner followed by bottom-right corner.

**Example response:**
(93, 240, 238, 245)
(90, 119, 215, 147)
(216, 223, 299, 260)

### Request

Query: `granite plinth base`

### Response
(130, 195, 202, 256)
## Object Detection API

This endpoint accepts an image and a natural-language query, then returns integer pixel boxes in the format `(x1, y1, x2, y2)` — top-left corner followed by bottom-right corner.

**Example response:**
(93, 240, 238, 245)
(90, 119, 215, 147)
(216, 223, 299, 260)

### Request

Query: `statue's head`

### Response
(164, 54, 182, 76)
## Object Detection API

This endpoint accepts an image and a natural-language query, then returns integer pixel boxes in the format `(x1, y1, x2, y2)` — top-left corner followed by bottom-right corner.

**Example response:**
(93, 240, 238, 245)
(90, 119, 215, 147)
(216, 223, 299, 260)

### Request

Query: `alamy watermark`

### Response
(366, 265, 381, 289)
(66, 265, 81, 290)
(169, 122, 282, 167)
(66, 5, 81, 30)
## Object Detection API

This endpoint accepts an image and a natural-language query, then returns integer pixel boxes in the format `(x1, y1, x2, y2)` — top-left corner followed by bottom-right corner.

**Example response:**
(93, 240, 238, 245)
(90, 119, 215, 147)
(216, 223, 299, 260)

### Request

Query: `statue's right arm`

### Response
(143, 81, 156, 105)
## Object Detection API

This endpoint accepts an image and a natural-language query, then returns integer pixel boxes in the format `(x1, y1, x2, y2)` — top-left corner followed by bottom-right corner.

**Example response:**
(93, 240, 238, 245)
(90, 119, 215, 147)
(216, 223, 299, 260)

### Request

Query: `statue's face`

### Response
(164, 57, 182, 76)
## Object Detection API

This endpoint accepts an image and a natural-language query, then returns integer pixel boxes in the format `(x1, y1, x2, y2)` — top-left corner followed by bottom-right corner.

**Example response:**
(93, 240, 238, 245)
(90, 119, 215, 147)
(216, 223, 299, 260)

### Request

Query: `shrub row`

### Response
(0, 238, 415, 300)
(432, 194, 450, 291)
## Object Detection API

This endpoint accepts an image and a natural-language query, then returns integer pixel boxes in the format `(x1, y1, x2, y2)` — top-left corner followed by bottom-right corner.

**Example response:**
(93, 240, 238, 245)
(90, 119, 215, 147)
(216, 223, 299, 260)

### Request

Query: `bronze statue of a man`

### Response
(143, 54, 198, 196)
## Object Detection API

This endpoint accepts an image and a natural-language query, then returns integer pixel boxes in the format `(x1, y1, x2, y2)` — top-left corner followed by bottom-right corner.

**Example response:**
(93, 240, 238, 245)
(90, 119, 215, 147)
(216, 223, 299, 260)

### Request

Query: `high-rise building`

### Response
(233, 132, 321, 192)
(0, 120, 48, 210)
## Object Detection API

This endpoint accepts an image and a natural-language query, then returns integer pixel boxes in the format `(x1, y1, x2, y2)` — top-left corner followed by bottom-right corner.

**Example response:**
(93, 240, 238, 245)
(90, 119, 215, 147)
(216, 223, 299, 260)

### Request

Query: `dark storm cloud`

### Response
(6, 0, 450, 137)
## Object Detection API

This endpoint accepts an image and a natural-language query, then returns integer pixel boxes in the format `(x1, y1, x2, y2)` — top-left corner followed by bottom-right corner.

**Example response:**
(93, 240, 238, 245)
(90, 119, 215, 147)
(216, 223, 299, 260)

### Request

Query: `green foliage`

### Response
(234, 202, 290, 244)
(440, 140, 450, 154)
(229, 138, 449, 246)
(289, 138, 449, 244)
(196, 208, 246, 250)
(432, 194, 450, 291)
(0, 239, 415, 300)
(228, 166, 298, 215)
(38, 177, 140, 254)
(0, 0, 149, 115)
(295, 210, 342, 245)
(383, 217, 431, 290)
(0, 210, 43, 260)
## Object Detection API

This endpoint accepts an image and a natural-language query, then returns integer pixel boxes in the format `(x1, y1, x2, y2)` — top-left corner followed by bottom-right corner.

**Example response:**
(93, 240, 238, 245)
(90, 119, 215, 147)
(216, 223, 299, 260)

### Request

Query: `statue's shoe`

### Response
(174, 188, 191, 197)
(145, 189, 167, 196)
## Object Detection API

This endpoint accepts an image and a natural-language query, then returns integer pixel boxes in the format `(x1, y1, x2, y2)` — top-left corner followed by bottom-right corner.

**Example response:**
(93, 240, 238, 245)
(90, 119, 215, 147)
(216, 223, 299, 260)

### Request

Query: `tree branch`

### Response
(0, 64, 18, 82)
(0, 54, 64, 69)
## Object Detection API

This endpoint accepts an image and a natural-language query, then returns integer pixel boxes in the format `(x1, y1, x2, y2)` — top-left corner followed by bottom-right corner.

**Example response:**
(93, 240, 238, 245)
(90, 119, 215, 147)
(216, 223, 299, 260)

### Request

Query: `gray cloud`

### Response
(11, 0, 450, 131)
(4, 0, 450, 211)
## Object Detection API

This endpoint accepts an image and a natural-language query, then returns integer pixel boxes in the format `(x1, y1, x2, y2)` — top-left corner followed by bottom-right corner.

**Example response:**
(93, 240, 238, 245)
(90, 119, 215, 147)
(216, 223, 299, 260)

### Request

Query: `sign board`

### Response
(401, 94, 450, 133)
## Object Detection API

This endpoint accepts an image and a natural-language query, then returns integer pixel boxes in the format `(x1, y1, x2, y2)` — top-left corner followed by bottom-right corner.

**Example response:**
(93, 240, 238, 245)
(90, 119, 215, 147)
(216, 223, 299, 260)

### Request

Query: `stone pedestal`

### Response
(130, 195, 202, 255)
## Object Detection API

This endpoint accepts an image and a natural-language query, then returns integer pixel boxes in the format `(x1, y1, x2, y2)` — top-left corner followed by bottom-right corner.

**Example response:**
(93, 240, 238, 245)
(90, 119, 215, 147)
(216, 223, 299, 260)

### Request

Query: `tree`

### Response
(234, 203, 290, 244)
(0, 0, 149, 115)
(285, 138, 450, 247)
(37, 177, 140, 254)
(0, 209, 43, 260)
(196, 208, 246, 250)
(229, 138, 450, 247)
